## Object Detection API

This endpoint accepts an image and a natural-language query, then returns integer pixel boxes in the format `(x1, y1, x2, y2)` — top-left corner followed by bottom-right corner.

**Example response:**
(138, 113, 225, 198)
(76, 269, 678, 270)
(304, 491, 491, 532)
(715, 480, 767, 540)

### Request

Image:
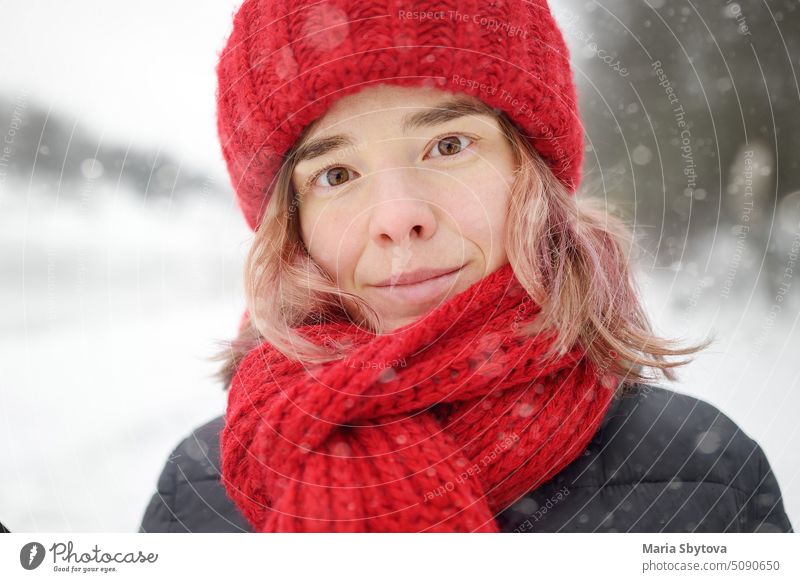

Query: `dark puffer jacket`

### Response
(139, 383, 793, 533)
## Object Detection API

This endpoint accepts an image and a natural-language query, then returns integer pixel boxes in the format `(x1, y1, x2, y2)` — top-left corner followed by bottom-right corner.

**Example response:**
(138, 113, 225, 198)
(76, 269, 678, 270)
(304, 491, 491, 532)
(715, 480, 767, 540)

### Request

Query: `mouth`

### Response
(374, 266, 464, 287)
(371, 265, 466, 303)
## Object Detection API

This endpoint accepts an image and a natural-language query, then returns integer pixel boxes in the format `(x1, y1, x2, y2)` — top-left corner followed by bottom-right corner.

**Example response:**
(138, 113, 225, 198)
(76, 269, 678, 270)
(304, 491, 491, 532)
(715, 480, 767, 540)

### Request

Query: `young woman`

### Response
(139, 0, 792, 533)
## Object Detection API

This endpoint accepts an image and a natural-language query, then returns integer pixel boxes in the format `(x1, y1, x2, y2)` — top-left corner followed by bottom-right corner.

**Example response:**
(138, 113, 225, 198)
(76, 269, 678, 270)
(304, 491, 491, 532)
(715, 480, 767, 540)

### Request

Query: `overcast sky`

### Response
(0, 0, 243, 172)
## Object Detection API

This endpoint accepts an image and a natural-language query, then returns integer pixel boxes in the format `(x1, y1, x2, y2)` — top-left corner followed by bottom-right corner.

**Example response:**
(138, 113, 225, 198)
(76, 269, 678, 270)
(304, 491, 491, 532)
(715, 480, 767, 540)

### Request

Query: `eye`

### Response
(426, 134, 474, 159)
(310, 165, 358, 189)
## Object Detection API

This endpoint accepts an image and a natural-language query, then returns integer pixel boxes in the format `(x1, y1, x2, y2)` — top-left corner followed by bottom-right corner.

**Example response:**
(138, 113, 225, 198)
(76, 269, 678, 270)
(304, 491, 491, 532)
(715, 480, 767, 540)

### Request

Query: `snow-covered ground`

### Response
(1, 175, 797, 532)
(0, 177, 251, 531)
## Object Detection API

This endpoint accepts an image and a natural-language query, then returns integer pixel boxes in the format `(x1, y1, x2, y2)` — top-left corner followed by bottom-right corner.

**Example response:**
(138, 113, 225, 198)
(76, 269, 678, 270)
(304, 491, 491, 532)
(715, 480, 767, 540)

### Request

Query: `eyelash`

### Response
(303, 133, 478, 193)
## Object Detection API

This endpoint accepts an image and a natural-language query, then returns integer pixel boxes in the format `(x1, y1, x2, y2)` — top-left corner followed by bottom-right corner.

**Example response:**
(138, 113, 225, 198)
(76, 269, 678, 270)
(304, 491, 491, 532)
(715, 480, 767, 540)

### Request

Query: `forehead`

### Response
(304, 83, 488, 137)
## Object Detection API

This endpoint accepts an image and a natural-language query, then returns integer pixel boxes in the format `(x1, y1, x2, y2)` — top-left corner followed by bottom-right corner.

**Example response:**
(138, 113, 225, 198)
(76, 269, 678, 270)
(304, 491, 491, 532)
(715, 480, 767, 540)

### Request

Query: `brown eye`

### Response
(429, 135, 472, 158)
(316, 166, 352, 188)
(438, 136, 462, 155)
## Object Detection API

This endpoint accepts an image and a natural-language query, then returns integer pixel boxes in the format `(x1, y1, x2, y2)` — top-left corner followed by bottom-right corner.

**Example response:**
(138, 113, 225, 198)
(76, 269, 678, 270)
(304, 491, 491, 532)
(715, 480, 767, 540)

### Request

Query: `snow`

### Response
(1, 1, 250, 530)
(0, 178, 251, 532)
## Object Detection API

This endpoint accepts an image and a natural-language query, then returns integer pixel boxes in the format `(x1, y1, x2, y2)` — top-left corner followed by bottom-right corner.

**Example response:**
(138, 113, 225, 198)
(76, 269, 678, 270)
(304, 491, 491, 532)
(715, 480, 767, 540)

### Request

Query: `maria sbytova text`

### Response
(644, 543, 727, 557)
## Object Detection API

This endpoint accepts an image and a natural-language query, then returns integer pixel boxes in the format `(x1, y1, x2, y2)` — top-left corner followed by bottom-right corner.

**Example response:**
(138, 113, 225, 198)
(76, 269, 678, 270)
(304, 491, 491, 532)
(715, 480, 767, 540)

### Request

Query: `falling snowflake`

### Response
(300, 2, 350, 52)
(273, 46, 299, 81)
(695, 429, 723, 454)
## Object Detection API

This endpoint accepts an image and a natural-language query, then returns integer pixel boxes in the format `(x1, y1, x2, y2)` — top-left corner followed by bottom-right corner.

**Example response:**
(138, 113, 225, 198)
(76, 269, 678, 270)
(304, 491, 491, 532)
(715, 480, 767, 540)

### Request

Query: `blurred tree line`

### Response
(563, 0, 799, 302)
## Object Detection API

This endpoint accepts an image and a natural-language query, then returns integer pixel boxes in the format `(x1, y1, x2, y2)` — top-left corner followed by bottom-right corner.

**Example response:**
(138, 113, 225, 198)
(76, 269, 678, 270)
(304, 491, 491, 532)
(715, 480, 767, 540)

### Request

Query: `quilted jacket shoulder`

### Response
(138, 415, 250, 533)
(497, 384, 793, 532)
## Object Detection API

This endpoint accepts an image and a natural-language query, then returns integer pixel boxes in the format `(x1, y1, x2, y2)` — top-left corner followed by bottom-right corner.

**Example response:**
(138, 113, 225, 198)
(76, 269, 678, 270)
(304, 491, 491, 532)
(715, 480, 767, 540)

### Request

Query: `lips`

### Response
(370, 265, 466, 305)
(373, 266, 463, 287)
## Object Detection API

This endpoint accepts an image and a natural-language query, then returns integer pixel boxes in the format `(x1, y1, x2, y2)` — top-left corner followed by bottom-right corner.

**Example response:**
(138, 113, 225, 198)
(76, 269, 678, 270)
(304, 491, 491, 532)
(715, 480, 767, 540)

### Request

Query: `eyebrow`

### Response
(292, 97, 494, 164)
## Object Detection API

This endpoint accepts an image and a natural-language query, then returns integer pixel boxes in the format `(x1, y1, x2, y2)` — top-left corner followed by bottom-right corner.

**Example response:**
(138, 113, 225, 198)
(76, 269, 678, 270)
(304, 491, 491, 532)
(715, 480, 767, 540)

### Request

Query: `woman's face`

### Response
(293, 83, 517, 332)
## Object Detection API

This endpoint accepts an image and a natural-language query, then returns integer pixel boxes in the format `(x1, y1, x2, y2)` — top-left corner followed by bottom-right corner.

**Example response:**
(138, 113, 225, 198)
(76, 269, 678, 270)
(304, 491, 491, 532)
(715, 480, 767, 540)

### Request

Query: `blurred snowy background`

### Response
(0, 0, 798, 531)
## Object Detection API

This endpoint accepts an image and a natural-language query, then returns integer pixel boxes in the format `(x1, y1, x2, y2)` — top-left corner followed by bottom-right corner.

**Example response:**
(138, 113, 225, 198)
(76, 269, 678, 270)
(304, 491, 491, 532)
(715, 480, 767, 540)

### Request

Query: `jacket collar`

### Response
(597, 382, 631, 430)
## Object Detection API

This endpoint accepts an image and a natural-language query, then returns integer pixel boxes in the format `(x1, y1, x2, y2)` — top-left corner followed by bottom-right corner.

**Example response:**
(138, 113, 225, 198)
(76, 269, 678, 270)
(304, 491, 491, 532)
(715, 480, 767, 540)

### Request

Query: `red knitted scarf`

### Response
(221, 262, 619, 532)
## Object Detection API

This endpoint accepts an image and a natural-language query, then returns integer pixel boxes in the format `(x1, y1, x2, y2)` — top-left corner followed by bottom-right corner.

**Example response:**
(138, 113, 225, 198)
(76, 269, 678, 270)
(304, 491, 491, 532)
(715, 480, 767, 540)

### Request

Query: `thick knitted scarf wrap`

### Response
(221, 263, 619, 532)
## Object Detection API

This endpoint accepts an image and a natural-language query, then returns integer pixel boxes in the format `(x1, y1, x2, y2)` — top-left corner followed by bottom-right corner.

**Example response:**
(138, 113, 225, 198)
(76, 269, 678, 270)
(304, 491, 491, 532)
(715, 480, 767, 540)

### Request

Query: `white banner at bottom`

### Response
(1, 533, 798, 581)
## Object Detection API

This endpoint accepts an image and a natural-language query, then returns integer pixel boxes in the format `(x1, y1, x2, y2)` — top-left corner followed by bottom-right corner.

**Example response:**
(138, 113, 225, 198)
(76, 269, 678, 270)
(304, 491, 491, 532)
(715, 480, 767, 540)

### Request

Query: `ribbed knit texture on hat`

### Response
(216, 0, 584, 230)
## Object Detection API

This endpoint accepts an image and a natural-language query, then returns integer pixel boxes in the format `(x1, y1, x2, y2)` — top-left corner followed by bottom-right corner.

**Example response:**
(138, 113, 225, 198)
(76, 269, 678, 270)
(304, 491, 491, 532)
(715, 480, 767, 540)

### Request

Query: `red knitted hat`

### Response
(216, 0, 584, 231)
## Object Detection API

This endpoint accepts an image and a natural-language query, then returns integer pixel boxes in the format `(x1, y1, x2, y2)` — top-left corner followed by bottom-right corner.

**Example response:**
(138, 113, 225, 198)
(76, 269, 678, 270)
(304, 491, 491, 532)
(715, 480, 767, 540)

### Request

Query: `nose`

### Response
(367, 168, 438, 246)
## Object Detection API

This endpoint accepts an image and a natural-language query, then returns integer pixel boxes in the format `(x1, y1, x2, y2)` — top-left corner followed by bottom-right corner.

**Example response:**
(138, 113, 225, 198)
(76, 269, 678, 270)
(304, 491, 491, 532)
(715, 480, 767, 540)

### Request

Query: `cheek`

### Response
(299, 202, 363, 282)
(440, 165, 511, 248)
